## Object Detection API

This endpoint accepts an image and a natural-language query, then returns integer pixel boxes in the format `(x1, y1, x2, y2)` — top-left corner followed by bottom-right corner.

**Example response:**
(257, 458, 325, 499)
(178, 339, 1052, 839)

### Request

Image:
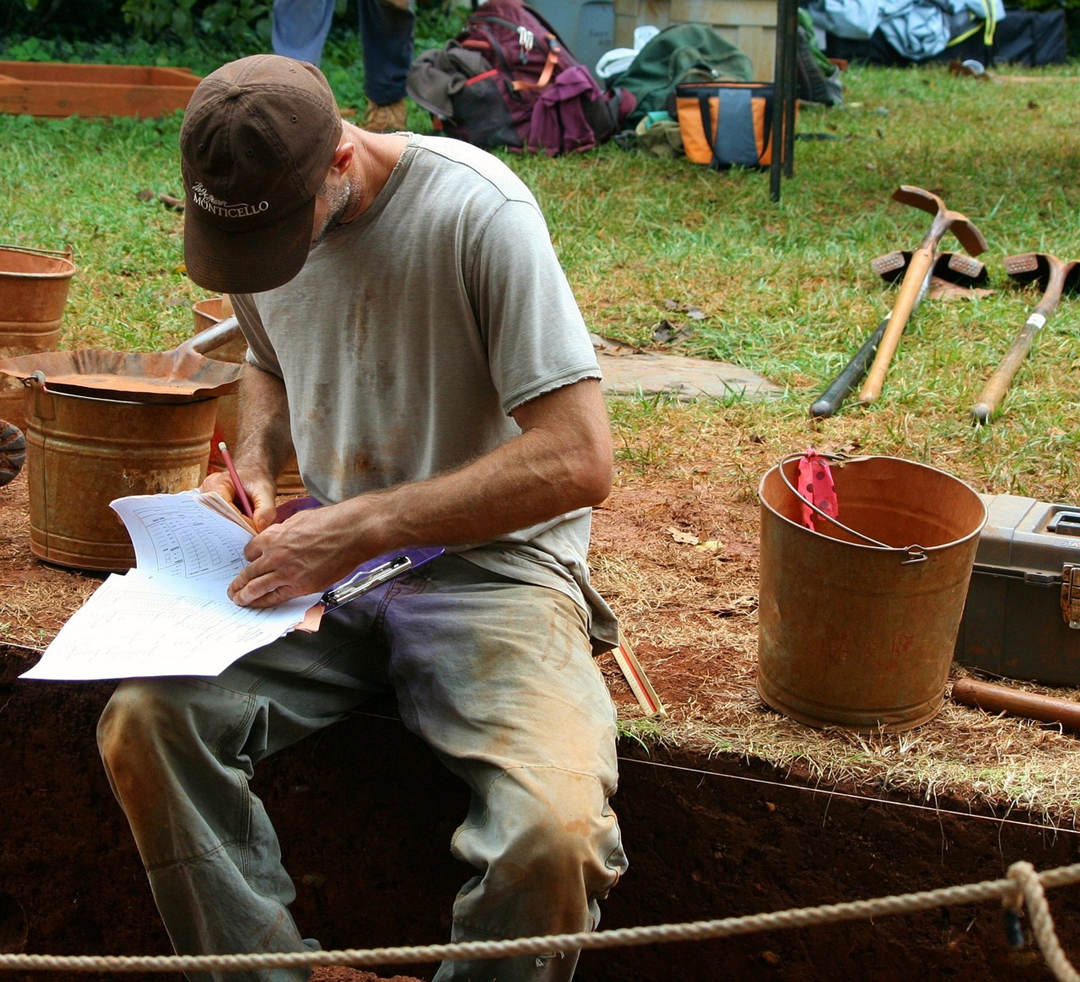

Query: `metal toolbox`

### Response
(954, 493, 1080, 686)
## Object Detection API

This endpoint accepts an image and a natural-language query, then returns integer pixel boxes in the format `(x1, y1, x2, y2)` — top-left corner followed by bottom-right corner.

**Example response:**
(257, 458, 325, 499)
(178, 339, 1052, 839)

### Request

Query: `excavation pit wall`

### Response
(2, 644, 1080, 982)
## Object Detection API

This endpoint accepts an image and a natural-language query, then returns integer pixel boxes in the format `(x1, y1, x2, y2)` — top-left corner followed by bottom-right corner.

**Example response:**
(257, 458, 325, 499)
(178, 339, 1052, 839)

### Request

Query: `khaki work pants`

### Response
(98, 556, 627, 982)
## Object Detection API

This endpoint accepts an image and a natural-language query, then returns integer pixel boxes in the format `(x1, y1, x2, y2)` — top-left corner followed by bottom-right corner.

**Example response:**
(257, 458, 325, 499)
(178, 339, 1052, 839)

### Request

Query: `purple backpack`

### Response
(406, 0, 634, 156)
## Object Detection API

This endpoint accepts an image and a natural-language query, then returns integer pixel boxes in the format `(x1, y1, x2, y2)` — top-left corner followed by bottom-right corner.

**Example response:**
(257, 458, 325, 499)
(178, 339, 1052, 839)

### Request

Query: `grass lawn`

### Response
(1, 48, 1077, 498)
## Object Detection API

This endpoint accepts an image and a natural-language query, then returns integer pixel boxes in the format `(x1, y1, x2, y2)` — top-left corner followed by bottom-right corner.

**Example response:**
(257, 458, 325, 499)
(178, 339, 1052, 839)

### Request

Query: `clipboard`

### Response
(320, 546, 445, 611)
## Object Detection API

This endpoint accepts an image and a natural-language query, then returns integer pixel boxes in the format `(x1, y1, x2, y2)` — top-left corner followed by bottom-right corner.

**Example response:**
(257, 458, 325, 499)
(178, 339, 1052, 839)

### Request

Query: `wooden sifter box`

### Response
(0, 61, 200, 118)
(954, 493, 1080, 686)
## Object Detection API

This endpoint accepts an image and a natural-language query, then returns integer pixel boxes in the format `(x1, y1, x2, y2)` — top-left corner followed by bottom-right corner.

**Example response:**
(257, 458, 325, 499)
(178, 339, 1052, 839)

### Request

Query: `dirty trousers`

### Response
(97, 556, 627, 982)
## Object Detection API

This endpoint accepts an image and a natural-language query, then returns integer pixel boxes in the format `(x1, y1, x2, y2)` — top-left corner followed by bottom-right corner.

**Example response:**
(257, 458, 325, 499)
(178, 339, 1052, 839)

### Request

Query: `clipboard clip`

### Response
(321, 554, 413, 609)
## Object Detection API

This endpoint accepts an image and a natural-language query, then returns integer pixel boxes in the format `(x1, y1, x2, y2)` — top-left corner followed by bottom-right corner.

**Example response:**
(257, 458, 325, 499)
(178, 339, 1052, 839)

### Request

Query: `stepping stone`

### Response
(593, 335, 782, 402)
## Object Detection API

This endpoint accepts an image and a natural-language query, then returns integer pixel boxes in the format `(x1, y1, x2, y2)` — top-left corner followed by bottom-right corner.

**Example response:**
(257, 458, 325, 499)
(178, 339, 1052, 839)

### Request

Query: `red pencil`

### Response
(217, 441, 254, 518)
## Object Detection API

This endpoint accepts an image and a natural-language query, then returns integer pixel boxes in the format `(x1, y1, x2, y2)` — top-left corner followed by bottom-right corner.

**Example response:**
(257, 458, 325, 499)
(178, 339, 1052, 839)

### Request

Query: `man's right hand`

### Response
(200, 468, 279, 531)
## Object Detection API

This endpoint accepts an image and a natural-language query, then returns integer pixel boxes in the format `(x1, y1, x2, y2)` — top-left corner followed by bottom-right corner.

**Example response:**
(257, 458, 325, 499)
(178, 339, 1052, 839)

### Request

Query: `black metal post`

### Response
(769, 0, 799, 201)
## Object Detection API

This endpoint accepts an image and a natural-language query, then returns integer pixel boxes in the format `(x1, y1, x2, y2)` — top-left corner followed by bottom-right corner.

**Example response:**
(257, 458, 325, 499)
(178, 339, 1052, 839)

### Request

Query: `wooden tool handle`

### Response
(971, 314, 1044, 423)
(859, 247, 934, 405)
(185, 315, 241, 356)
(952, 677, 1080, 733)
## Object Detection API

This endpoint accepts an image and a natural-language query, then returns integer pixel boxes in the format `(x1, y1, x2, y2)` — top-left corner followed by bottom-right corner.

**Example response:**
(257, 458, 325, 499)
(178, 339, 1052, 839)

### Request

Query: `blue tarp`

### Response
(805, 0, 1006, 60)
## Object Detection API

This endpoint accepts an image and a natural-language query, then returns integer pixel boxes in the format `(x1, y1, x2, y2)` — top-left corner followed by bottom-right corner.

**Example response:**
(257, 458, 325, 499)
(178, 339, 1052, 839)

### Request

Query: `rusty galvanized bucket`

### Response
(0, 245, 77, 430)
(23, 380, 218, 571)
(0, 322, 242, 571)
(192, 296, 306, 495)
(757, 454, 987, 732)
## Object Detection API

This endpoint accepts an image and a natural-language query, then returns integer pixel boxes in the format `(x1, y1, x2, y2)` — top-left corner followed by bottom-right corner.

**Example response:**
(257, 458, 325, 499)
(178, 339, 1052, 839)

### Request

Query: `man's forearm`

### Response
(228, 379, 612, 607)
(234, 362, 293, 483)
(336, 378, 613, 556)
(362, 430, 605, 551)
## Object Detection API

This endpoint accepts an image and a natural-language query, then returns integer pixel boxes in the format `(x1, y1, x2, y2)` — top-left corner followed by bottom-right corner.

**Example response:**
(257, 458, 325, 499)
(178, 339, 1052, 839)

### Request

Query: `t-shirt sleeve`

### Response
(470, 199, 601, 414)
(230, 293, 283, 378)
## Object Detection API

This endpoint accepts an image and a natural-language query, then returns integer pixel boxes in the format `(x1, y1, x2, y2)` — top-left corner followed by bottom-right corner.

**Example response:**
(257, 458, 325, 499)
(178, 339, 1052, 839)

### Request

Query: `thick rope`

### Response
(1, 861, 1079, 975)
(1010, 861, 1080, 982)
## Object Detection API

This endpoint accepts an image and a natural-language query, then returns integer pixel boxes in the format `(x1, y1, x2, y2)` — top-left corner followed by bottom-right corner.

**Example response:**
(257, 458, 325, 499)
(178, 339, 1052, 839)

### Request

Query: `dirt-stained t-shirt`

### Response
(230, 133, 617, 650)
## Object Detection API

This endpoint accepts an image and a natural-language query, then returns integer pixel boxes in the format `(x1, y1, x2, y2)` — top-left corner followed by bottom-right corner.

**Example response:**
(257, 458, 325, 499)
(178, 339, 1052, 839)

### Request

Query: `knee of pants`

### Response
(97, 680, 197, 804)
(466, 767, 625, 912)
(519, 807, 617, 897)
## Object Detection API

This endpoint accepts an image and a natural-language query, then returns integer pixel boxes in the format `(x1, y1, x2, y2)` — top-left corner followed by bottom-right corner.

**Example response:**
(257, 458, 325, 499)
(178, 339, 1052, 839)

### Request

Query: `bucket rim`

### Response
(25, 385, 220, 409)
(758, 453, 988, 555)
(0, 248, 77, 279)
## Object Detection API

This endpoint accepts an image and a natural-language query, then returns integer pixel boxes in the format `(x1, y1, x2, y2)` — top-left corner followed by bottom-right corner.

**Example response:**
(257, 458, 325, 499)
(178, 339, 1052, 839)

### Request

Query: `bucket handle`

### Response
(778, 451, 928, 563)
(24, 371, 55, 421)
(0, 242, 74, 262)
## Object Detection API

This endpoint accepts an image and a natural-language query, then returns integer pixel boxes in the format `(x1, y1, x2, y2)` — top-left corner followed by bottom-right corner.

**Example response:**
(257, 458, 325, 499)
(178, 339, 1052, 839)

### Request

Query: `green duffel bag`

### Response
(606, 22, 753, 125)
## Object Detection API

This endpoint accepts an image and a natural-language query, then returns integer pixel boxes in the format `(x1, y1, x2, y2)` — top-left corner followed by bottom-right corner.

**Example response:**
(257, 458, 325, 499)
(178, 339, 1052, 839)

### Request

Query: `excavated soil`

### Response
(3, 442, 1080, 981)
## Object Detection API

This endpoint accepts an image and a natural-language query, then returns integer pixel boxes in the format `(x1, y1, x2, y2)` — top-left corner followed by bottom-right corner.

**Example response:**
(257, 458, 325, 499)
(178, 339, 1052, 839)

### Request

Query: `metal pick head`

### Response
(893, 185, 945, 216)
(1005, 252, 1080, 295)
(891, 186, 987, 258)
(871, 250, 986, 286)
(949, 218, 989, 258)
(1003, 252, 1043, 280)
(1067, 262, 1080, 296)
(1004, 251, 1053, 287)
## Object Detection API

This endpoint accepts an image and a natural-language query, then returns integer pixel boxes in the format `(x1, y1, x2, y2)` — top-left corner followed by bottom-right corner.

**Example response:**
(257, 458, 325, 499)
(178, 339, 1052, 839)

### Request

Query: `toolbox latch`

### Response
(1061, 564, 1080, 629)
(1049, 510, 1080, 537)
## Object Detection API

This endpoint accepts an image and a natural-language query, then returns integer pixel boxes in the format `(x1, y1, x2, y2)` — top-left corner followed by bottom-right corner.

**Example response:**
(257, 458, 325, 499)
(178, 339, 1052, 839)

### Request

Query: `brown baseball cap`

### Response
(180, 55, 341, 294)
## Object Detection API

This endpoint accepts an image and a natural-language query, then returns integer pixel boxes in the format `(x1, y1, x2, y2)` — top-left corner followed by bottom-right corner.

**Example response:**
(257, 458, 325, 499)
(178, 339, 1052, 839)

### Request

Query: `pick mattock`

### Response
(810, 250, 987, 418)
(858, 185, 988, 405)
(971, 252, 1080, 424)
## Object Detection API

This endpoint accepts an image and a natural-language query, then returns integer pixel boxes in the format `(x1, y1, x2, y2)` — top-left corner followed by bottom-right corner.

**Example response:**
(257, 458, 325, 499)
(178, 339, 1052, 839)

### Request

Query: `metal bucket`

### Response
(757, 454, 987, 732)
(192, 297, 305, 495)
(24, 382, 217, 571)
(0, 245, 76, 430)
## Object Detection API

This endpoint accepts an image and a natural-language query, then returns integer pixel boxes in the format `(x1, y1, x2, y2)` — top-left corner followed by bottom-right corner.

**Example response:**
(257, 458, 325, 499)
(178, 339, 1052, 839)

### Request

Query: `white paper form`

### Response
(112, 490, 254, 582)
(21, 491, 320, 681)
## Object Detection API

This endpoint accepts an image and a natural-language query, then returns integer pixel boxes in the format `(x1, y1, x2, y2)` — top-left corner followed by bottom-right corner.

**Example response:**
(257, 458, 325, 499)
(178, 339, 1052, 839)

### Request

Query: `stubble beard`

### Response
(312, 178, 353, 246)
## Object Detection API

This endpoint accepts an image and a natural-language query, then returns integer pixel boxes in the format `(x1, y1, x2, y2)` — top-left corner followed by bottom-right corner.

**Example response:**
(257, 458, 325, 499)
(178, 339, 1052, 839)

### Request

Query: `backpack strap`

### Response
(513, 45, 559, 89)
(461, 19, 559, 90)
(462, 24, 513, 70)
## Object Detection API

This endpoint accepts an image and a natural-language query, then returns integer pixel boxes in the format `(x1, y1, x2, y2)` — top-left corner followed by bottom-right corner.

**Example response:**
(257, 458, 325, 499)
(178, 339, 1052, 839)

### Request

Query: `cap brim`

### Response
(184, 194, 316, 295)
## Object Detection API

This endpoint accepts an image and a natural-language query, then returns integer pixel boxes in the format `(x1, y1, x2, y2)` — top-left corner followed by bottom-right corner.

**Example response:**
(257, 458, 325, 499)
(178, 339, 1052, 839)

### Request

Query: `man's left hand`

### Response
(227, 500, 379, 608)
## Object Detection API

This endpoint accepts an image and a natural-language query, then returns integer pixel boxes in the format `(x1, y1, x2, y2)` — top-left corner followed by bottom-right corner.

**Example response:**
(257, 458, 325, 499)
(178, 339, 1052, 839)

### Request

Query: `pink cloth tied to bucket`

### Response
(796, 450, 838, 531)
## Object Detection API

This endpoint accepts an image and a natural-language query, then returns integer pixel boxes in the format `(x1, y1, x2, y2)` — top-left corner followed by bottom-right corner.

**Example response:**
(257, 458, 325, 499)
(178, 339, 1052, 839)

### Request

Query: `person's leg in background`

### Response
(271, 0, 336, 64)
(358, 0, 415, 131)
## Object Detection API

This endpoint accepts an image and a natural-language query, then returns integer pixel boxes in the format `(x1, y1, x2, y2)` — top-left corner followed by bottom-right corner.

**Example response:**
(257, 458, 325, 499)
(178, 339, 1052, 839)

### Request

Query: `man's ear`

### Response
(329, 140, 355, 179)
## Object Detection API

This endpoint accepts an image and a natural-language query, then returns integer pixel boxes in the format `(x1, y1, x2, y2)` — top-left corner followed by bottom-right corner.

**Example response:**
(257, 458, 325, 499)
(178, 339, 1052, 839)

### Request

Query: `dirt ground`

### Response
(4, 418, 1080, 980)
(0, 455, 755, 735)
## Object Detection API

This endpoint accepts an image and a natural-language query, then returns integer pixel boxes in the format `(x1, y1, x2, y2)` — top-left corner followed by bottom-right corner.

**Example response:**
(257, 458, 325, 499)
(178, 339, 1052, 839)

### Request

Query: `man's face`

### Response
(311, 178, 352, 248)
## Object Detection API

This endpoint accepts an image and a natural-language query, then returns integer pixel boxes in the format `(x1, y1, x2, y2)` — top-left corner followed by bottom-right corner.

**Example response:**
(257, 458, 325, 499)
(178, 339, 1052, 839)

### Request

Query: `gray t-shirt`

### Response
(231, 134, 617, 650)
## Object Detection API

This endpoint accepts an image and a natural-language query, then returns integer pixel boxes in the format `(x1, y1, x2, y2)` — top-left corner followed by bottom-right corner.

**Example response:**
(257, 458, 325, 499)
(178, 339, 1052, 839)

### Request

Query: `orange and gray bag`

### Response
(675, 81, 784, 169)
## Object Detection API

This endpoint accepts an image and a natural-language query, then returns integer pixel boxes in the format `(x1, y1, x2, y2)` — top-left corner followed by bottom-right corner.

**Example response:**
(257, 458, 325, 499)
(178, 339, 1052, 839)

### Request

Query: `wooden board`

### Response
(613, 0, 778, 80)
(0, 61, 201, 118)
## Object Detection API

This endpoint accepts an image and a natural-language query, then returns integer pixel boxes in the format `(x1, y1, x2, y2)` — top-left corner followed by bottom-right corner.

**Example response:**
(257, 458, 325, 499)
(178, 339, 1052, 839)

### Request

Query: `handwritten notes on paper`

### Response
(21, 491, 321, 682)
